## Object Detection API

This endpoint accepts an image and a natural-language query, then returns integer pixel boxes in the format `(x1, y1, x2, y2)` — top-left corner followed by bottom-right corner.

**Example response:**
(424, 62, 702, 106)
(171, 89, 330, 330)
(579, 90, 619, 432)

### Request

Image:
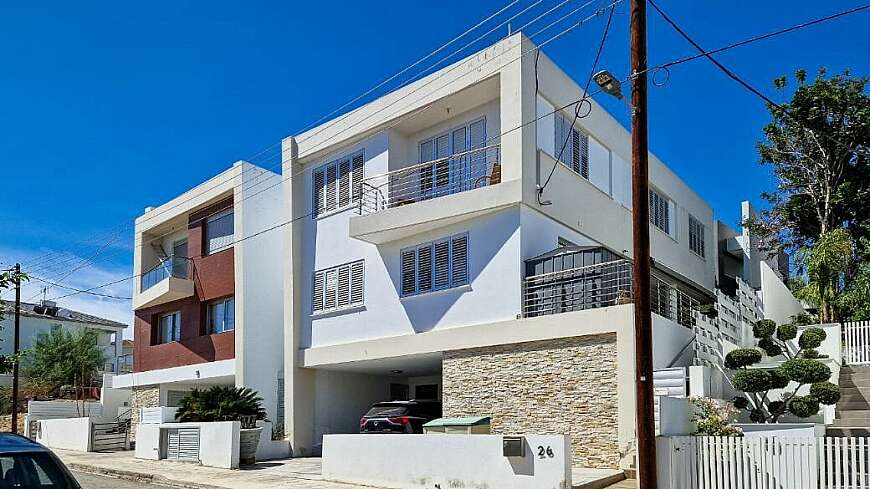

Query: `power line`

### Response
(29, 275, 132, 301)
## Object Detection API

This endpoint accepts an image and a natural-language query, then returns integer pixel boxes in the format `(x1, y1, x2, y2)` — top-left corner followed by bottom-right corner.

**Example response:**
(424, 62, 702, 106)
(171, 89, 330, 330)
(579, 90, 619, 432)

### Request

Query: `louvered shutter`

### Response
(324, 269, 337, 310)
(434, 240, 450, 289)
(419, 139, 434, 194)
(339, 158, 351, 207)
(435, 134, 450, 188)
(452, 127, 467, 191)
(350, 261, 364, 304)
(417, 245, 433, 293)
(206, 209, 234, 254)
(337, 265, 350, 308)
(312, 272, 324, 312)
(469, 119, 487, 185)
(312, 168, 324, 216)
(401, 249, 416, 296)
(571, 128, 581, 174)
(351, 152, 364, 202)
(579, 131, 589, 178)
(554, 113, 564, 162)
(166, 428, 199, 462)
(325, 164, 337, 211)
(451, 234, 468, 286)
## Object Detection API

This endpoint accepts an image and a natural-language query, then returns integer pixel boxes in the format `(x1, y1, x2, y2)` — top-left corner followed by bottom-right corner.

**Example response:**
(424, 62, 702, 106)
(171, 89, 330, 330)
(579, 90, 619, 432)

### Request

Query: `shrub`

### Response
(768, 401, 786, 416)
(776, 323, 798, 341)
(733, 370, 772, 393)
(767, 369, 791, 389)
(781, 358, 831, 384)
(753, 319, 777, 339)
(175, 386, 267, 424)
(810, 381, 841, 405)
(789, 396, 820, 418)
(725, 349, 763, 369)
(732, 396, 749, 409)
(758, 338, 783, 357)
(799, 327, 826, 349)
(690, 397, 742, 436)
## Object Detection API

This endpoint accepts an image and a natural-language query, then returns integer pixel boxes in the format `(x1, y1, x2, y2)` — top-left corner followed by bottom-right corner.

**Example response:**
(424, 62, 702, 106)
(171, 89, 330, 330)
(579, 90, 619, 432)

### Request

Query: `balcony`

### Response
(133, 256, 194, 310)
(522, 259, 700, 328)
(349, 144, 518, 244)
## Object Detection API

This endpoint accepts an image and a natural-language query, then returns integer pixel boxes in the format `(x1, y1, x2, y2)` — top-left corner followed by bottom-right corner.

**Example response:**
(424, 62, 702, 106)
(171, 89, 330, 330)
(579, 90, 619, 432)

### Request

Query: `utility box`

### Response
(423, 416, 491, 435)
(502, 436, 525, 457)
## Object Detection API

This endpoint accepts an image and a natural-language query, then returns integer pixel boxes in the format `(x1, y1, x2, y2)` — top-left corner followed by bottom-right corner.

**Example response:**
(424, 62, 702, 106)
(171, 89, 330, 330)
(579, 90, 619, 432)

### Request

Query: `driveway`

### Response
(73, 471, 166, 489)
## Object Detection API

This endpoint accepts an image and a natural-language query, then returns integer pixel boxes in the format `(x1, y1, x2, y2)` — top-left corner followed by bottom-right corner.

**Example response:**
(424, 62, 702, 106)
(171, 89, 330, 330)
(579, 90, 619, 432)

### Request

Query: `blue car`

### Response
(0, 433, 81, 488)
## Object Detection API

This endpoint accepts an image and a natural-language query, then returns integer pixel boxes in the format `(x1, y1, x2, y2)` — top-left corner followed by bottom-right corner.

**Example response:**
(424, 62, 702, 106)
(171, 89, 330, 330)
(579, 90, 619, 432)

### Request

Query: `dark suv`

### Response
(0, 433, 82, 488)
(359, 400, 442, 434)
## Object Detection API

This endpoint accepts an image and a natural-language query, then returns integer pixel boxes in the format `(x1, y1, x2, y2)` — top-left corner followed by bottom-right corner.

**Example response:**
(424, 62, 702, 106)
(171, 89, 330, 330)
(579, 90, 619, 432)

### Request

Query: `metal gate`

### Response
(91, 421, 130, 452)
(165, 428, 200, 462)
(845, 321, 870, 365)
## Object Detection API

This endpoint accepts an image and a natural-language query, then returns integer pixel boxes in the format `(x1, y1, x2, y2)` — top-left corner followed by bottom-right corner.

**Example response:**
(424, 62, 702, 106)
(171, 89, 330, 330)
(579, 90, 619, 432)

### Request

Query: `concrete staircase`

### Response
(829, 365, 870, 437)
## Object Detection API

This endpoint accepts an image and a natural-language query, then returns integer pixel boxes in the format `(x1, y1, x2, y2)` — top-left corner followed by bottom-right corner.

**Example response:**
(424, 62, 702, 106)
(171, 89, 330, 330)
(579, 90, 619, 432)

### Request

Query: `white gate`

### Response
(845, 321, 870, 365)
(165, 428, 200, 462)
(661, 436, 870, 489)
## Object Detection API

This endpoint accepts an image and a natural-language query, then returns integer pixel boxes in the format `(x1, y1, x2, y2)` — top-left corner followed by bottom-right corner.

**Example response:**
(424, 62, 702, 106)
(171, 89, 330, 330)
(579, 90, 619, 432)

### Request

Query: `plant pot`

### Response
(239, 427, 263, 465)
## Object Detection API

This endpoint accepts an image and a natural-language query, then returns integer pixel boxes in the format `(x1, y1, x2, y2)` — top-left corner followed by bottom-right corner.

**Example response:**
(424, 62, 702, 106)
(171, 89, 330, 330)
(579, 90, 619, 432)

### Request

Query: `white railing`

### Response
(845, 320, 870, 365)
(660, 435, 870, 489)
(357, 144, 500, 215)
(521, 259, 700, 328)
(139, 406, 179, 424)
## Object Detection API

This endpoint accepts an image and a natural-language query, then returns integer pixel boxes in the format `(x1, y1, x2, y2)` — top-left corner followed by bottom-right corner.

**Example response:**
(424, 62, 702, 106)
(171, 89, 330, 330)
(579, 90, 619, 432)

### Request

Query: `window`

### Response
(312, 260, 364, 313)
(312, 151, 364, 217)
(401, 233, 468, 296)
(689, 214, 706, 258)
(418, 118, 486, 196)
(554, 112, 589, 179)
(158, 311, 181, 343)
(557, 237, 576, 248)
(205, 209, 233, 254)
(207, 296, 235, 334)
(648, 188, 670, 234)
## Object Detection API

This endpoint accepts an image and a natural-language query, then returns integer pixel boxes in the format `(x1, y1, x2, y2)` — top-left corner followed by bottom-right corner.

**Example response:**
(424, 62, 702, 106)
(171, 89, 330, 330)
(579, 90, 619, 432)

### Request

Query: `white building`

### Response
(0, 299, 127, 381)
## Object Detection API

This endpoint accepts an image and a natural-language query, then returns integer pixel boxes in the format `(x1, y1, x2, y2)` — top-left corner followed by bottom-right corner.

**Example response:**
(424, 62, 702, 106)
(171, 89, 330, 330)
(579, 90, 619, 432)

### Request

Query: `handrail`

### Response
(361, 143, 501, 182)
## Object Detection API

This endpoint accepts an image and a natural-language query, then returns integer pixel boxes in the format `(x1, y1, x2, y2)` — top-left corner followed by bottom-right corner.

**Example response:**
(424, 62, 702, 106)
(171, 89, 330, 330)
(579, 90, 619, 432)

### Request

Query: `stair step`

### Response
(836, 401, 870, 410)
(836, 411, 870, 420)
(827, 427, 870, 436)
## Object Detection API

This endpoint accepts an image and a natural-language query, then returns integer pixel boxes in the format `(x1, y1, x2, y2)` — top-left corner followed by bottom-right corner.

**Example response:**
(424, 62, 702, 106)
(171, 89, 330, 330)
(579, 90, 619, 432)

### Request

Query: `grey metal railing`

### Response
(140, 255, 190, 292)
(522, 259, 700, 328)
(358, 144, 501, 215)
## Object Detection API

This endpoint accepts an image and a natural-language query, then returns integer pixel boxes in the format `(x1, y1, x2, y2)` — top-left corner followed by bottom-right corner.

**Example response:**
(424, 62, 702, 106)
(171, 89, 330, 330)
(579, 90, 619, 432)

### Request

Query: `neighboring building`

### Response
(111, 162, 285, 436)
(279, 33, 719, 468)
(111, 339, 134, 374)
(0, 299, 127, 382)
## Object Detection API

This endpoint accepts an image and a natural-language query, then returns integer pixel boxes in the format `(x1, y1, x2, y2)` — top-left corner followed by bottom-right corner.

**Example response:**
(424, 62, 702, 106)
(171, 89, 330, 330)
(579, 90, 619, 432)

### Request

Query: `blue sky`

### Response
(1, 0, 868, 326)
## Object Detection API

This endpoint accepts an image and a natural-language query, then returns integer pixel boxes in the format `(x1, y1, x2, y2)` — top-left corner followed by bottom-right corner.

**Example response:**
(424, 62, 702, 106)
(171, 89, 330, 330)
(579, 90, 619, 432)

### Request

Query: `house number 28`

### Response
(537, 446, 555, 459)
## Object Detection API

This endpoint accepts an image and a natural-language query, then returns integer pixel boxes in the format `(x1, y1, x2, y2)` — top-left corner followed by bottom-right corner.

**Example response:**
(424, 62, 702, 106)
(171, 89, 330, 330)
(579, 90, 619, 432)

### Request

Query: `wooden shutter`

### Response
(312, 168, 324, 217)
(571, 128, 581, 174)
(324, 269, 337, 310)
(434, 240, 450, 289)
(419, 139, 434, 195)
(350, 261, 364, 304)
(337, 264, 350, 308)
(435, 134, 450, 188)
(579, 131, 589, 178)
(312, 271, 324, 312)
(339, 158, 351, 207)
(451, 234, 468, 286)
(325, 164, 337, 212)
(417, 245, 433, 293)
(351, 152, 364, 202)
(401, 249, 416, 296)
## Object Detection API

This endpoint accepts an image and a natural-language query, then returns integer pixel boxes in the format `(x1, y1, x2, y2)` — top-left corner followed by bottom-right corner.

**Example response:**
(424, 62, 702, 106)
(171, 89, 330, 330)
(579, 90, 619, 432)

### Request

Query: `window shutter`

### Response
(571, 128, 581, 174)
(452, 127, 467, 190)
(417, 245, 433, 293)
(469, 119, 486, 148)
(312, 272, 324, 312)
(435, 134, 450, 188)
(401, 249, 417, 296)
(312, 168, 324, 216)
(339, 158, 351, 208)
(419, 139, 434, 194)
(350, 261, 364, 304)
(337, 265, 350, 308)
(351, 152, 364, 202)
(206, 210, 234, 254)
(554, 113, 564, 162)
(451, 234, 468, 286)
(325, 164, 337, 212)
(434, 240, 450, 289)
(324, 269, 337, 310)
(580, 132, 589, 178)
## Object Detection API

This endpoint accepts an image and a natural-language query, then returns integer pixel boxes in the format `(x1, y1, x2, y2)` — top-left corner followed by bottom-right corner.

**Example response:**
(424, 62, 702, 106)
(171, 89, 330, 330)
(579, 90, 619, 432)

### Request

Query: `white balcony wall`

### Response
(518, 206, 600, 260)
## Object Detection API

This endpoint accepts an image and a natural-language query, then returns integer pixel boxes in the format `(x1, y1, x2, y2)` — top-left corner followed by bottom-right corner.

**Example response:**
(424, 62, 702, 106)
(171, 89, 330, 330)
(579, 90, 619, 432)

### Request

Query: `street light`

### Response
(593, 70, 624, 100)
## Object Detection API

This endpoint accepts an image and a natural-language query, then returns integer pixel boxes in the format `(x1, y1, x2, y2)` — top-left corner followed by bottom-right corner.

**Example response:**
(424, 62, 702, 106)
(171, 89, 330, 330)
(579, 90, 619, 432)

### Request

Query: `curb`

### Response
(68, 463, 224, 489)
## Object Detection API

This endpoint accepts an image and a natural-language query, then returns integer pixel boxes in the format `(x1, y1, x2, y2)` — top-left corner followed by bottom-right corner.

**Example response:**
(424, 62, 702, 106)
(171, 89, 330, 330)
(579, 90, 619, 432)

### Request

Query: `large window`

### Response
(649, 188, 671, 235)
(554, 112, 589, 179)
(207, 296, 235, 334)
(688, 214, 706, 258)
(158, 311, 181, 343)
(312, 151, 364, 217)
(205, 208, 234, 254)
(418, 118, 486, 196)
(401, 234, 468, 296)
(312, 260, 365, 313)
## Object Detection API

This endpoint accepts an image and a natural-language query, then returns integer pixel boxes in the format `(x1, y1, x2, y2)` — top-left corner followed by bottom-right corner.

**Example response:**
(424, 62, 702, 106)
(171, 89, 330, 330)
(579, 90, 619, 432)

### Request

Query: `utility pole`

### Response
(11, 263, 21, 434)
(630, 0, 656, 486)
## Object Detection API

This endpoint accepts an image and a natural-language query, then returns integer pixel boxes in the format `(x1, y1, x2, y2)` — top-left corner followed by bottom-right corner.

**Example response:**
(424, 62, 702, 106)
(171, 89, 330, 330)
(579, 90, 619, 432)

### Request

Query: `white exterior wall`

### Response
(312, 370, 391, 444)
(759, 261, 805, 326)
(36, 417, 92, 452)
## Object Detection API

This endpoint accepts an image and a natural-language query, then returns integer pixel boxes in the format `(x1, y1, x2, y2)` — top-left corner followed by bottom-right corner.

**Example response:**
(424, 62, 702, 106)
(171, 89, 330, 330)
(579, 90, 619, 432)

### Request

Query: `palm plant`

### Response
(175, 386, 266, 424)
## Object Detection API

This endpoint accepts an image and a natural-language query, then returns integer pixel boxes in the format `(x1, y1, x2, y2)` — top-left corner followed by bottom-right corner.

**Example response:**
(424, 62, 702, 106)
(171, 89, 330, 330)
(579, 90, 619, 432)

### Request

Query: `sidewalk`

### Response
(54, 450, 374, 489)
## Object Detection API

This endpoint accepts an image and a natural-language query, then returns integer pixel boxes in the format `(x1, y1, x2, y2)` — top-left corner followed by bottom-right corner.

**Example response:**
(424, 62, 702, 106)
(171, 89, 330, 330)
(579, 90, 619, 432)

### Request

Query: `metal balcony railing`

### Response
(522, 259, 700, 328)
(357, 144, 501, 215)
(140, 255, 190, 292)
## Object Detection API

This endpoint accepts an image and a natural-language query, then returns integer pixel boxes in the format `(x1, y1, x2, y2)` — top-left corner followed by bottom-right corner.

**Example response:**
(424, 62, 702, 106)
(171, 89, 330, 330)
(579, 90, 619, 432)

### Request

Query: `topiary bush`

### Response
(725, 319, 838, 423)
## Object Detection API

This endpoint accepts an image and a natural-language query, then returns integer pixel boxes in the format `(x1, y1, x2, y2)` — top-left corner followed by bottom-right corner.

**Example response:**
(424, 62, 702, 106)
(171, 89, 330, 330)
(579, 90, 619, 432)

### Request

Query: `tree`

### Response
(727, 319, 839, 423)
(0, 267, 29, 374)
(23, 328, 105, 398)
(793, 228, 853, 322)
(749, 68, 870, 256)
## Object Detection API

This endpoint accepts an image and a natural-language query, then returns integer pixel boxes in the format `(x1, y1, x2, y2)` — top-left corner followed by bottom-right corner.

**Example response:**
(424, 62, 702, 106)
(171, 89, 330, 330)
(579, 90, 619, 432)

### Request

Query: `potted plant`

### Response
(175, 386, 267, 465)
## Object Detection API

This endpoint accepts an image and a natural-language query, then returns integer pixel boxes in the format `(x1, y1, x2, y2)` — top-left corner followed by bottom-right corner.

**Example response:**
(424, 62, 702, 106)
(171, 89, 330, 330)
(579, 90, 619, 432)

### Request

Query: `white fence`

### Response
(659, 436, 870, 489)
(845, 321, 870, 365)
(28, 400, 103, 419)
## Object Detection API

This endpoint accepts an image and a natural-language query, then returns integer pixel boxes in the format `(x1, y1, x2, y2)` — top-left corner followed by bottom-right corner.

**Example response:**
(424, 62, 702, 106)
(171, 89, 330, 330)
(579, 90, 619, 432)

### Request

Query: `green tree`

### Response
(727, 319, 839, 423)
(793, 228, 854, 322)
(749, 68, 870, 255)
(0, 266, 29, 374)
(23, 328, 105, 397)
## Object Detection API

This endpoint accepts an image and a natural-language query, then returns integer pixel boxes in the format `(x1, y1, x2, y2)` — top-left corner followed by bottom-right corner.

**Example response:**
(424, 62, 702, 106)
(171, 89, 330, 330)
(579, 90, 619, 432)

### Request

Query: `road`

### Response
(73, 471, 166, 488)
